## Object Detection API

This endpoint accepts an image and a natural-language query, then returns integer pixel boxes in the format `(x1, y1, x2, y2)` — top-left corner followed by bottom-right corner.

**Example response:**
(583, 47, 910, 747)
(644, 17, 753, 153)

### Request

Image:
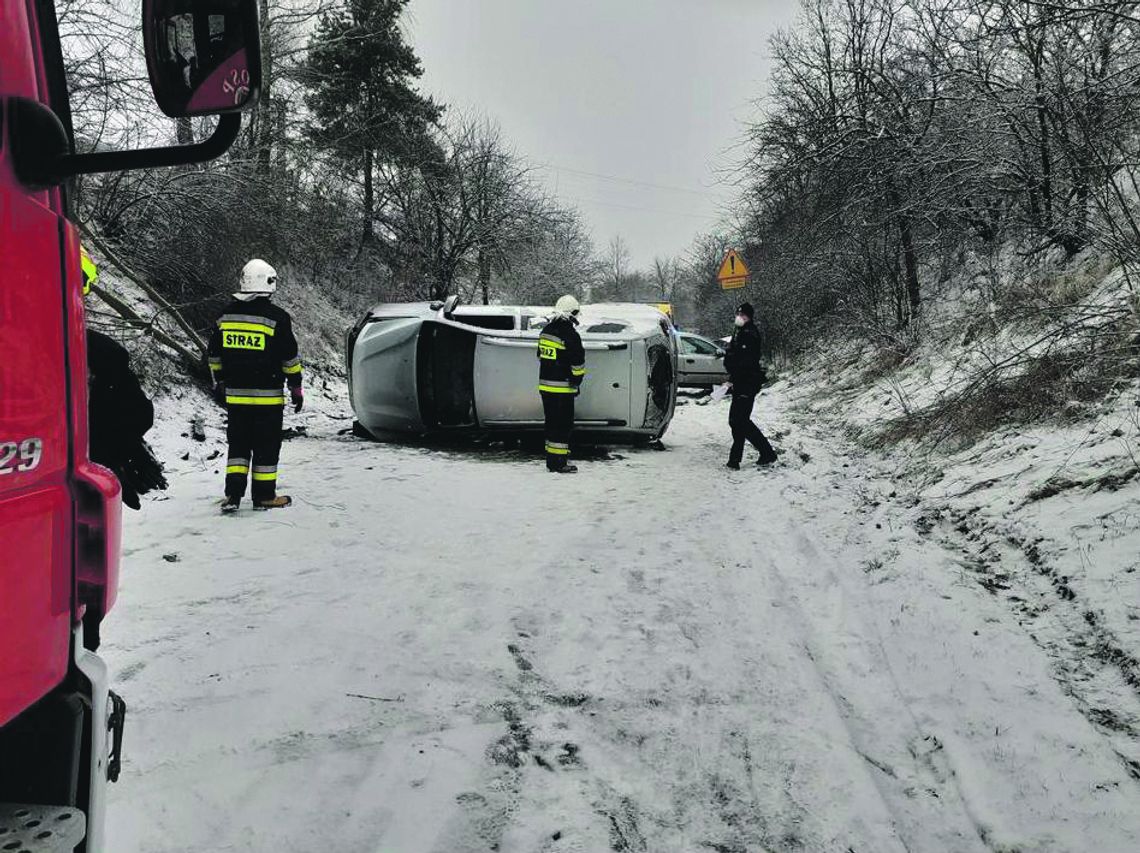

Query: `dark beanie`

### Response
(737, 302, 754, 319)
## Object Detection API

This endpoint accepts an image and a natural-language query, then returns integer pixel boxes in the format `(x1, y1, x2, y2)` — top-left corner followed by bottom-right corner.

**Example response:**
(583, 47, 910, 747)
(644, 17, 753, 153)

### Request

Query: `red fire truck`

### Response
(1, 3, 262, 849)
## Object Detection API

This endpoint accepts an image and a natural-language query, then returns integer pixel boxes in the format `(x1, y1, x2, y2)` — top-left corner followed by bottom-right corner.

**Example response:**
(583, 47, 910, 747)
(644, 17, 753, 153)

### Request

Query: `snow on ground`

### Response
(102, 385, 1140, 853)
(792, 322, 1140, 797)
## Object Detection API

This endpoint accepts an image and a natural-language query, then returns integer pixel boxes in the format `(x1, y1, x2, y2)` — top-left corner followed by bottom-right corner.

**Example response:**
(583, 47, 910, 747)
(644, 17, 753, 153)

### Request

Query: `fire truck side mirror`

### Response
(143, 0, 263, 118)
(7, 98, 72, 190)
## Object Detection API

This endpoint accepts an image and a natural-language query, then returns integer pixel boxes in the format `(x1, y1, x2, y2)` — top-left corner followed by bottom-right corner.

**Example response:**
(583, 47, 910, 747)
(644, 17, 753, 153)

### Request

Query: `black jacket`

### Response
(87, 330, 165, 509)
(537, 315, 586, 395)
(207, 297, 302, 405)
(723, 321, 765, 396)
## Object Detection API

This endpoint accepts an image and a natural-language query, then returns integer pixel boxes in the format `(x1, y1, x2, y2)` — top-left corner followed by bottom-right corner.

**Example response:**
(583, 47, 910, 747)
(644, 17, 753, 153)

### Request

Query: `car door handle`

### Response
(685, 358, 695, 363)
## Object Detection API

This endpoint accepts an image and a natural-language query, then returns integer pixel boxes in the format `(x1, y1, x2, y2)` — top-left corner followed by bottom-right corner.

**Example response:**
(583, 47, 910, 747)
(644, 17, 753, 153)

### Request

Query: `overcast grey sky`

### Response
(404, 0, 799, 270)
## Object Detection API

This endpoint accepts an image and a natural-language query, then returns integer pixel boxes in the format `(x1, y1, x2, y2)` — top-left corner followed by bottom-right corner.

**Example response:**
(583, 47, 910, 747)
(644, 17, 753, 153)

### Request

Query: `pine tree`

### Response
(304, 0, 443, 243)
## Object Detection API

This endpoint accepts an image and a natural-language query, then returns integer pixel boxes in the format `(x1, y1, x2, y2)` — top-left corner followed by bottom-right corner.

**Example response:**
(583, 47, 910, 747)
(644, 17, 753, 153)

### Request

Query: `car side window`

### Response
(690, 337, 717, 355)
(678, 337, 697, 354)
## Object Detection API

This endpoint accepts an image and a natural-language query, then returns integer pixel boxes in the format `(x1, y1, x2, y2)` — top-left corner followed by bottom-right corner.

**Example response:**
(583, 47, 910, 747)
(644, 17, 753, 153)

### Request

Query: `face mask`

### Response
(734, 315, 746, 328)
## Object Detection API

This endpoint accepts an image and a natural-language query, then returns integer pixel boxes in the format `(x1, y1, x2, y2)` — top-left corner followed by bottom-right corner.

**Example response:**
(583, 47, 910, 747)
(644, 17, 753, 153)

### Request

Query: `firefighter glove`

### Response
(291, 386, 304, 413)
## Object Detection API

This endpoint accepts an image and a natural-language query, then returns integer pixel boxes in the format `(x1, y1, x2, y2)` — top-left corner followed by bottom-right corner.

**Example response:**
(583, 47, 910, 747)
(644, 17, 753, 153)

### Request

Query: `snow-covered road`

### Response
(104, 387, 1140, 852)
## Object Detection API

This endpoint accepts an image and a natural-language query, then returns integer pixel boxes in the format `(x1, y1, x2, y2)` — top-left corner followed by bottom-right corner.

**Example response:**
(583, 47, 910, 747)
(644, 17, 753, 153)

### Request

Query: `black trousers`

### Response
(225, 405, 284, 501)
(728, 392, 776, 466)
(541, 392, 575, 470)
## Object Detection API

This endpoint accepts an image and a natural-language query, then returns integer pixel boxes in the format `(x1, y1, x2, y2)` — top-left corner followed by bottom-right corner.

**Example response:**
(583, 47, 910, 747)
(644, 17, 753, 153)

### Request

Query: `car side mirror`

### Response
(143, 0, 262, 118)
(715, 349, 726, 359)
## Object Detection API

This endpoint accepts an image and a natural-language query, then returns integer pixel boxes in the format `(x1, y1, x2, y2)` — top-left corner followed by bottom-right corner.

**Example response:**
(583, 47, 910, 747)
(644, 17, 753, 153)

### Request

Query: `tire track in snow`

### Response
(698, 398, 996, 850)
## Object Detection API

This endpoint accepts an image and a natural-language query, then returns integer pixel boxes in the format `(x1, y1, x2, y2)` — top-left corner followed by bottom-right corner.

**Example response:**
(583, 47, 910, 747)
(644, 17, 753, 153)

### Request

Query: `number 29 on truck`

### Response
(1, 2, 262, 850)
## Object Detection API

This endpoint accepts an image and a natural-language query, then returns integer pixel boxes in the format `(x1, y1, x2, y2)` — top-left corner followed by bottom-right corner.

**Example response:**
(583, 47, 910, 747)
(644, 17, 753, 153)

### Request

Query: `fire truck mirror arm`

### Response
(6, 97, 242, 187)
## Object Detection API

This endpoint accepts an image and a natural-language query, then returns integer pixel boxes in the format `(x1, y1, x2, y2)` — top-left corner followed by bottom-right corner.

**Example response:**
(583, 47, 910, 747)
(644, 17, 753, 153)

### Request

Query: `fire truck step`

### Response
(0, 803, 86, 852)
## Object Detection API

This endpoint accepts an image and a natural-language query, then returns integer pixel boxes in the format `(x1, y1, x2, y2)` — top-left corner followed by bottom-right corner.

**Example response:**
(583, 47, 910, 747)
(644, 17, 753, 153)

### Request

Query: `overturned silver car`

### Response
(346, 300, 677, 442)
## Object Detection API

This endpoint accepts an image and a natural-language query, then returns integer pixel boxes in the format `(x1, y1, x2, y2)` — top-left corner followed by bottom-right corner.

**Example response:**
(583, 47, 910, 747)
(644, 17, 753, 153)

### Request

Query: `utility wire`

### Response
(569, 195, 722, 222)
(535, 161, 724, 198)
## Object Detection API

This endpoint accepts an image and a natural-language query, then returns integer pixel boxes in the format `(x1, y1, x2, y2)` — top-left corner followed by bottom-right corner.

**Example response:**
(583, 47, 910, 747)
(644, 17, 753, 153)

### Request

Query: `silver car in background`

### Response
(676, 332, 729, 391)
(346, 300, 677, 443)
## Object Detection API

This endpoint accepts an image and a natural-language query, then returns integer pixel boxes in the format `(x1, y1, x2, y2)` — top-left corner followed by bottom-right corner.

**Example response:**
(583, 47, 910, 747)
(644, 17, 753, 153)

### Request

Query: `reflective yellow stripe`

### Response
(282, 362, 303, 375)
(538, 385, 577, 394)
(545, 445, 571, 455)
(226, 465, 249, 474)
(252, 471, 278, 481)
(226, 395, 286, 405)
(80, 246, 98, 294)
(538, 338, 565, 349)
(571, 367, 586, 376)
(219, 321, 275, 336)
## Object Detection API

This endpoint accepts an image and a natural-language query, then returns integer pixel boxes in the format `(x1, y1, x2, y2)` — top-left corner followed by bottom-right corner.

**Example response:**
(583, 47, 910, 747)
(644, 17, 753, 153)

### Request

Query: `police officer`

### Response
(538, 295, 586, 473)
(82, 245, 167, 511)
(207, 259, 303, 512)
(723, 301, 777, 469)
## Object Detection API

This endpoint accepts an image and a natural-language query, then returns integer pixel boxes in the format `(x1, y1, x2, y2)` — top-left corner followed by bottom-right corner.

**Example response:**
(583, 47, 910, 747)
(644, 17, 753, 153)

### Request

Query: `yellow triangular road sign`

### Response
(717, 249, 750, 283)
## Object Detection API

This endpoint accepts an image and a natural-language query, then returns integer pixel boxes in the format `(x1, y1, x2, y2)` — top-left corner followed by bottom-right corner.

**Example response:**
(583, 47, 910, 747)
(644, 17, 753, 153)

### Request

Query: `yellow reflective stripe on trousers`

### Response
(252, 471, 278, 481)
(571, 366, 586, 376)
(226, 465, 249, 474)
(545, 443, 570, 455)
(538, 385, 576, 394)
(226, 396, 286, 405)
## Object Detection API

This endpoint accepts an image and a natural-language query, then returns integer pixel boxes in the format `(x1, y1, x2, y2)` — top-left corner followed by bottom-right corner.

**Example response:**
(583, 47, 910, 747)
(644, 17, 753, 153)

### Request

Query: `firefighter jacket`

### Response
(537, 315, 586, 395)
(87, 330, 166, 509)
(207, 297, 303, 406)
(723, 320, 765, 396)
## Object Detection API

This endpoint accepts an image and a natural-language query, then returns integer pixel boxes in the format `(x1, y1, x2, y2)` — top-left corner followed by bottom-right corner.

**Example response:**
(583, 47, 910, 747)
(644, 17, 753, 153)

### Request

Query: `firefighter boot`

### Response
(220, 496, 241, 514)
(550, 465, 579, 474)
(254, 495, 292, 509)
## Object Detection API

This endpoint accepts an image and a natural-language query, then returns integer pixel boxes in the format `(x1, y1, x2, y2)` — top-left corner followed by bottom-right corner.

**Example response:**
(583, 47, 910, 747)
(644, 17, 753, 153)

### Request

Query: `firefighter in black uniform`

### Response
(538, 295, 586, 473)
(207, 259, 303, 512)
(82, 245, 167, 512)
(723, 301, 778, 469)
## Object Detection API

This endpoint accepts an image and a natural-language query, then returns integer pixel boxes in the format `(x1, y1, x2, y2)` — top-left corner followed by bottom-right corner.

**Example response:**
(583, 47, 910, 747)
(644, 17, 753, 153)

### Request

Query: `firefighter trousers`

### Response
(541, 392, 575, 470)
(225, 404, 284, 501)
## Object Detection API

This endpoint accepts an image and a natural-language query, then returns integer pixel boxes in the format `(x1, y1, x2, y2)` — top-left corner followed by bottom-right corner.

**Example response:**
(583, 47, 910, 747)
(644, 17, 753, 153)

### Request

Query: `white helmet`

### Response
(554, 294, 580, 318)
(235, 258, 277, 300)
